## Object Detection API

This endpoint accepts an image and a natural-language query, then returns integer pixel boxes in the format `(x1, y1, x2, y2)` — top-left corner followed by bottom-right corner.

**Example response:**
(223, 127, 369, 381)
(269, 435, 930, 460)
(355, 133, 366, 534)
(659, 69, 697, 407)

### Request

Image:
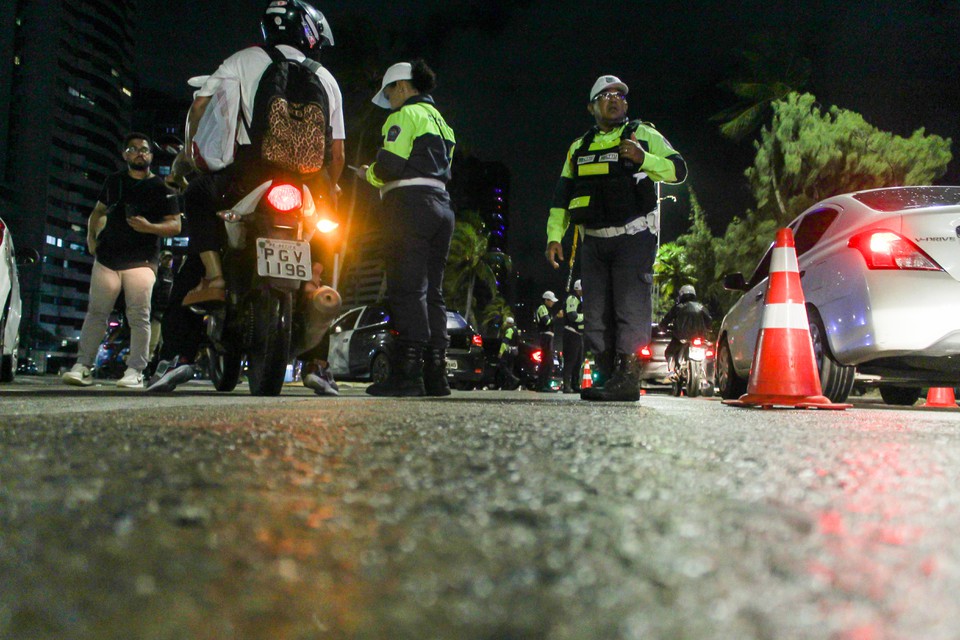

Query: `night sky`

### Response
(137, 0, 960, 295)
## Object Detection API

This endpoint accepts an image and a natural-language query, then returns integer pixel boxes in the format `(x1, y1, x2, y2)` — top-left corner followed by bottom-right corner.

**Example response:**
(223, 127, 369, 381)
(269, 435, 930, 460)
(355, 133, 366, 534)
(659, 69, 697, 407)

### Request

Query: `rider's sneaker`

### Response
(146, 359, 194, 393)
(303, 368, 339, 396)
(62, 363, 94, 387)
(117, 368, 144, 389)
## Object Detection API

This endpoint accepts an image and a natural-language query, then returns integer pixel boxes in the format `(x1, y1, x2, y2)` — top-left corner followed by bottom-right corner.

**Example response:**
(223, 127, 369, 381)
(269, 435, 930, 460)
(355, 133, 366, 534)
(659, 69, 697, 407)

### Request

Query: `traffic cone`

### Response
(925, 387, 957, 408)
(581, 360, 593, 389)
(724, 228, 851, 410)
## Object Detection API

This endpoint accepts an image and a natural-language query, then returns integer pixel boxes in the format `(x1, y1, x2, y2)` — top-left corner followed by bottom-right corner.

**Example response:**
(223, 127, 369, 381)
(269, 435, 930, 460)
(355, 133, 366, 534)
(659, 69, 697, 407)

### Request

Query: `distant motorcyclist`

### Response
(660, 284, 712, 374)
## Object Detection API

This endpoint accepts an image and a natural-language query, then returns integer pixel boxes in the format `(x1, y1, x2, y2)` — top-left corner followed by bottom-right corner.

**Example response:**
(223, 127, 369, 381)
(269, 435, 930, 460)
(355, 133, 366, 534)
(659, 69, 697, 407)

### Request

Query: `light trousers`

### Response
(77, 261, 156, 372)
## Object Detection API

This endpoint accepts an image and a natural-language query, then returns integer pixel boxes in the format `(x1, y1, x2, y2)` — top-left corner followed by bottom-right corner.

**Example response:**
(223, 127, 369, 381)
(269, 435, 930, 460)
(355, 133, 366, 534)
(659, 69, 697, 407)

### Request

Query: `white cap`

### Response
(542, 291, 558, 302)
(573, 279, 582, 290)
(372, 62, 413, 108)
(589, 75, 629, 101)
(505, 316, 515, 325)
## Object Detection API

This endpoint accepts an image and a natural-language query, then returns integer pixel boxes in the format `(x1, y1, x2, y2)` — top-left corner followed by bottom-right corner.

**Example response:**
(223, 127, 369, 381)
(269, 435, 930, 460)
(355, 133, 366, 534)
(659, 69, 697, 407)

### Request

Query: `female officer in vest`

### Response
(356, 60, 457, 397)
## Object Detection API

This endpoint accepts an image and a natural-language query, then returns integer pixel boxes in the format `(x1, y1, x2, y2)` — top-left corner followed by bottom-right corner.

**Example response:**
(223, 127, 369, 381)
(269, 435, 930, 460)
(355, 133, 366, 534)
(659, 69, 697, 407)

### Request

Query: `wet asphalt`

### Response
(3, 378, 960, 639)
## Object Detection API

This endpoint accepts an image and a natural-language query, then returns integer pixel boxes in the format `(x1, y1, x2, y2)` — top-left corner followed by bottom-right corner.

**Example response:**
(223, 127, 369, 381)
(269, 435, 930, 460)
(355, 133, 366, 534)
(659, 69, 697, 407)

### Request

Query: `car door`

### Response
(327, 307, 363, 377)
(349, 306, 390, 377)
(725, 245, 774, 375)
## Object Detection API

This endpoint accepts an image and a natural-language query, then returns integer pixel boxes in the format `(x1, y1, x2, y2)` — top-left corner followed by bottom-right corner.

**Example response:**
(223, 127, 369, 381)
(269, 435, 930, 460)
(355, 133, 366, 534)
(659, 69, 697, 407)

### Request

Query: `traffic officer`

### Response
(545, 75, 687, 402)
(357, 59, 457, 397)
(562, 279, 584, 393)
(496, 316, 520, 389)
(535, 291, 559, 392)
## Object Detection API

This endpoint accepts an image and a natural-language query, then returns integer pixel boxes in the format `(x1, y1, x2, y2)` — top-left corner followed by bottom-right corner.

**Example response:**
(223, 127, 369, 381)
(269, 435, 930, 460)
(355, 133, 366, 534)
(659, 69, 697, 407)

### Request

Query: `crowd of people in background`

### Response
(59, 0, 691, 404)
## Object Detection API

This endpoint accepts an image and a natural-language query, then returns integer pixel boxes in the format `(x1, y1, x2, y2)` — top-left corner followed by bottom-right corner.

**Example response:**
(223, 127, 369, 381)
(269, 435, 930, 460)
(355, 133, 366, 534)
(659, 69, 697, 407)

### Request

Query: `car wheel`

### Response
(716, 337, 747, 400)
(879, 385, 921, 406)
(452, 381, 473, 391)
(371, 353, 390, 383)
(807, 309, 855, 403)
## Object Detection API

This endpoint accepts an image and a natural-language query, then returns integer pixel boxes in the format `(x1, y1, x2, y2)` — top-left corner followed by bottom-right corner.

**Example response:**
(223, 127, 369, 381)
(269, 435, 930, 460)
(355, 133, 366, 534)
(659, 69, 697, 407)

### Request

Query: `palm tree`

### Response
(711, 45, 811, 142)
(654, 242, 695, 316)
(444, 220, 512, 326)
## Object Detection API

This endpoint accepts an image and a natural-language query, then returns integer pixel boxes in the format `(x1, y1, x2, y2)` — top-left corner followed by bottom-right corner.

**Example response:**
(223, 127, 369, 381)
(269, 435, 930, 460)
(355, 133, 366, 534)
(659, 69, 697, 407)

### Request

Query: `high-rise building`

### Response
(2, 0, 136, 363)
(449, 157, 511, 254)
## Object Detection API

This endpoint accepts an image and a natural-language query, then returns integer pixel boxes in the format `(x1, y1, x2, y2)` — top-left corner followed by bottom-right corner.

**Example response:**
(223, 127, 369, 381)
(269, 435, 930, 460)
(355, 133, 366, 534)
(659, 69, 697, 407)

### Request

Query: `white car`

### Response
(0, 216, 23, 382)
(717, 186, 960, 406)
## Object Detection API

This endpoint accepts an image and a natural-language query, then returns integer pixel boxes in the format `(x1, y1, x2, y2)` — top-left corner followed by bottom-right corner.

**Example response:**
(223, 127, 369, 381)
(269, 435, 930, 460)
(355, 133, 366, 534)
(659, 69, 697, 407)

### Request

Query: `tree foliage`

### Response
(444, 217, 512, 326)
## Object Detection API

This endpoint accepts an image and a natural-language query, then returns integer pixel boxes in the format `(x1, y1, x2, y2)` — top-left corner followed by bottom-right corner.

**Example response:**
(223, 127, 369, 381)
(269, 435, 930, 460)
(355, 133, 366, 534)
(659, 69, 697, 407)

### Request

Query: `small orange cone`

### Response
(581, 360, 593, 389)
(724, 228, 851, 410)
(925, 387, 957, 408)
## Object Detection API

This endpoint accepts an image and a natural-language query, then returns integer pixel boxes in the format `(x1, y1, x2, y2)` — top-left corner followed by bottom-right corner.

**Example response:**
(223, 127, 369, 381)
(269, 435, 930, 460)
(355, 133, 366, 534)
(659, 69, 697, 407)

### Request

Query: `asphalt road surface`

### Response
(3, 378, 960, 639)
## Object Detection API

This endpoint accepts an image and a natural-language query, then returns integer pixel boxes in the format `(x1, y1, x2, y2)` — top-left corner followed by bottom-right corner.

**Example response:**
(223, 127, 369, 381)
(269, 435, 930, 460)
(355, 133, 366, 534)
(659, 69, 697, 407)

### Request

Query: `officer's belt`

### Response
(582, 211, 657, 238)
(564, 326, 583, 335)
(380, 177, 446, 198)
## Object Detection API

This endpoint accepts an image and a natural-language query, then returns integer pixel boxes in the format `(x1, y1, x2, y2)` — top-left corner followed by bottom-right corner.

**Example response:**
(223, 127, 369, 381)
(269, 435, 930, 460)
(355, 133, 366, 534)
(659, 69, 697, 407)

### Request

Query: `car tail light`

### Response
(638, 345, 652, 360)
(266, 184, 302, 212)
(705, 348, 715, 359)
(0, 219, 5, 245)
(471, 334, 483, 348)
(848, 230, 942, 271)
(531, 349, 543, 364)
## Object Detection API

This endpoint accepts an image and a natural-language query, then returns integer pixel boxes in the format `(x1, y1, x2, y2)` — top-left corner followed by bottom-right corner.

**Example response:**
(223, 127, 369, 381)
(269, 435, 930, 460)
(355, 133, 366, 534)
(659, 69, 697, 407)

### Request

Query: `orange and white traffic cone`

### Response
(724, 228, 851, 410)
(925, 387, 957, 408)
(581, 360, 593, 389)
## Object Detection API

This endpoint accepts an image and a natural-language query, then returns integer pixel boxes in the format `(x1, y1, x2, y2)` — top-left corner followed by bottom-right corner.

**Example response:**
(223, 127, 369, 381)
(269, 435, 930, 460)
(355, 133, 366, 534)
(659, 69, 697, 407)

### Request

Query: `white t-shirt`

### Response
(198, 45, 345, 145)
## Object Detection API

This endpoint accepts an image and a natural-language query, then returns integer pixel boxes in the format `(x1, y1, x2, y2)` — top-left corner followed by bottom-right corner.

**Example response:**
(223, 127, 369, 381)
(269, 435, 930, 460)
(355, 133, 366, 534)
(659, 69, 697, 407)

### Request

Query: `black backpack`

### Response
(248, 46, 331, 175)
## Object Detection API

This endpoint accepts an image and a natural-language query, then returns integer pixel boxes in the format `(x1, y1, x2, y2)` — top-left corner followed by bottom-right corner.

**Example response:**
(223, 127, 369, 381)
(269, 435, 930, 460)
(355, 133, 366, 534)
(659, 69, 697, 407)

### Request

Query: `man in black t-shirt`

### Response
(62, 133, 182, 389)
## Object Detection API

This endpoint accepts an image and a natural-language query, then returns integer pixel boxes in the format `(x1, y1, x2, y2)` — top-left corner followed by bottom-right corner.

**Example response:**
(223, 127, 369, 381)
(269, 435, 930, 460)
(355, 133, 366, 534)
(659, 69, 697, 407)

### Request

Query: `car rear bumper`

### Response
(821, 270, 960, 364)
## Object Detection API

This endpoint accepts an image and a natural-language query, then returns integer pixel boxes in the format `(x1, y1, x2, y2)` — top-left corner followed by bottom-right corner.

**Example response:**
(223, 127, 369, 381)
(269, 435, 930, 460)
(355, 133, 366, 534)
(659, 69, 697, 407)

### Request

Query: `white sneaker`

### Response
(62, 363, 94, 386)
(117, 368, 144, 388)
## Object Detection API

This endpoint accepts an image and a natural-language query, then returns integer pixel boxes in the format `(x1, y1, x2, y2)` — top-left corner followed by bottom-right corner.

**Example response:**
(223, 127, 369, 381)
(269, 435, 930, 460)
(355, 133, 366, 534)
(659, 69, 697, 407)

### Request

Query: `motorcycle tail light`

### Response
(266, 184, 302, 213)
(471, 334, 483, 348)
(638, 345, 652, 360)
(692, 337, 704, 347)
(531, 349, 543, 364)
(848, 230, 942, 271)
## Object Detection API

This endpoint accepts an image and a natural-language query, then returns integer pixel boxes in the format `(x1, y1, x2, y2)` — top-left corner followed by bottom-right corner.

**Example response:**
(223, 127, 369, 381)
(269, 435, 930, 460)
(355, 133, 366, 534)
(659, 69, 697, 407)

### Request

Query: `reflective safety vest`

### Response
(567, 121, 652, 227)
(536, 304, 554, 334)
(565, 294, 584, 333)
(499, 326, 517, 357)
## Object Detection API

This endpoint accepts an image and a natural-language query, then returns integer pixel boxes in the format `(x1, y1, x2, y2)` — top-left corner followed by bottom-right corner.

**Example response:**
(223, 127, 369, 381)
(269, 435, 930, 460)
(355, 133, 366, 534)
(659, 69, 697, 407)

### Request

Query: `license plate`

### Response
(688, 346, 706, 361)
(256, 238, 311, 280)
(445, 358, 458, 372)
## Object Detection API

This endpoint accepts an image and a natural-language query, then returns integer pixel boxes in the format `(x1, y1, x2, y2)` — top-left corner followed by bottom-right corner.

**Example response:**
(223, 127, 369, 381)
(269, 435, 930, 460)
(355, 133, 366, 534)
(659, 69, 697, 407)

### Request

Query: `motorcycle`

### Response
(201, 175, 340, 396)
(672, 336, 715, 398)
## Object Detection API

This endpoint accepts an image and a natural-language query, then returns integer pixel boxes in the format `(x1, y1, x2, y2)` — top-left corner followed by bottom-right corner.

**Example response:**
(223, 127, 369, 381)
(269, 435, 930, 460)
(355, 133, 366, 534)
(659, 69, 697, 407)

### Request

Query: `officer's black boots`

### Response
(422, 346, 452, 397)
(366, 342, 425, 397)
(581, 353, 641, 402)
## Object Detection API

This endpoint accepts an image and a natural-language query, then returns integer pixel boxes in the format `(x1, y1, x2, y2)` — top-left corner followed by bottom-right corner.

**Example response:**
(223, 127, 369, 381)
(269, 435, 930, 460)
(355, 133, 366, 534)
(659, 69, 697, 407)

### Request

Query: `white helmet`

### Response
(542, 290, 558, 302)
(573, 279, 582, 291)
(504, 316, 515, 325)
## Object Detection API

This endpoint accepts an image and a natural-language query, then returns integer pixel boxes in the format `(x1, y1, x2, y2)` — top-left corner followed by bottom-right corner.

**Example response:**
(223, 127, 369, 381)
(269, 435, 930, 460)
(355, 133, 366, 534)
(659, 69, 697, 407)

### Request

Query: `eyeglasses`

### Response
(124, 146, 153, 155)
(592, 91, 626, 103)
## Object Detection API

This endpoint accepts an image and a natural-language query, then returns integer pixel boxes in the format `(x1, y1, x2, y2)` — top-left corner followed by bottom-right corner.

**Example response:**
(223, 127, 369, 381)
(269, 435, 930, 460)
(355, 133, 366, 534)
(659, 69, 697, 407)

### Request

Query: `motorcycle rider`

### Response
(659, 284, 712, 375)
(147, 0, 344, 392)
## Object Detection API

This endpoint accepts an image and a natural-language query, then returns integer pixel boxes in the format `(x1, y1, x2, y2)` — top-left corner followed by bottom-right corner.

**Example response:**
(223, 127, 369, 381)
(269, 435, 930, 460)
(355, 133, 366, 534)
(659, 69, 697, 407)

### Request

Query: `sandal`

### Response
(182, 276, 226, 306)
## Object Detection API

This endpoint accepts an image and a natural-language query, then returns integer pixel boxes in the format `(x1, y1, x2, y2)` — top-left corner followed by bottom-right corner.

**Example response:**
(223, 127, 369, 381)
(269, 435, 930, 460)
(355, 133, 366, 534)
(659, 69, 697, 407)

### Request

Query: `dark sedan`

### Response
(326, 305, 485, 389)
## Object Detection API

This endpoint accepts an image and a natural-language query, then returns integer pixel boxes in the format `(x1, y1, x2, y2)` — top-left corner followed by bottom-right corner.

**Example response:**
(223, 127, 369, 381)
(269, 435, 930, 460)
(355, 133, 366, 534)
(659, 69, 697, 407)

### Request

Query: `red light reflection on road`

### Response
(807, 442, 943, 637)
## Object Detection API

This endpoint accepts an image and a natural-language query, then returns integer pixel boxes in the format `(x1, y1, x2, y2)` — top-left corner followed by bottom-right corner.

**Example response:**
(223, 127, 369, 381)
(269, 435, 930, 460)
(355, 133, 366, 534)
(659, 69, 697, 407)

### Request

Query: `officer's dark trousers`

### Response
(581, 229, 658, 357)
(382, 186, 455, 348)
(537, 332, 554, 390)
(562, 328, 584, 389)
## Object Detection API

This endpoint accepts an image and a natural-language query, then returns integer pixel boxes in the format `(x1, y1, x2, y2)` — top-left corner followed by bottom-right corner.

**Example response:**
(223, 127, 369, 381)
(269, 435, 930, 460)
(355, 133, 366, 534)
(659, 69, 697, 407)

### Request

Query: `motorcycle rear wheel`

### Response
(246, 288, 293, 396)
(686, 360, 703, 398)
(207, 345, 242, 392)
